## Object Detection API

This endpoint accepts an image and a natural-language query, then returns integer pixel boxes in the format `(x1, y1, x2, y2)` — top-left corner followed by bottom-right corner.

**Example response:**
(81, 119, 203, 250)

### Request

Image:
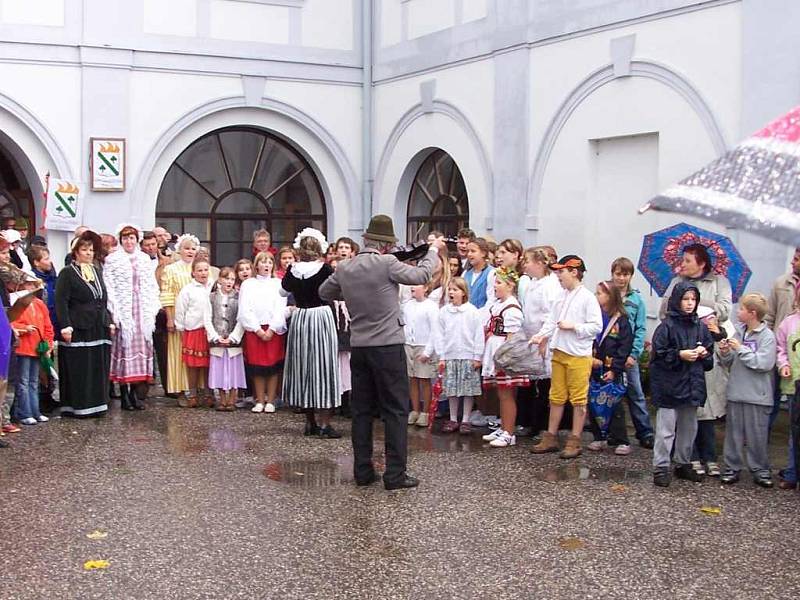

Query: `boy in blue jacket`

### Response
(650, 281, 715, 487)
(611, 257, 655, 448)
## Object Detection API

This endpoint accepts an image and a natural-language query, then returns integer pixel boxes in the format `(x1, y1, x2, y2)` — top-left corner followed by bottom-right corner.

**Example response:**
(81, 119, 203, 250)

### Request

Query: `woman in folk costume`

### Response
(280, 228, 341, 438)
(55, 231, 113, 417)
(160, 234, 199, 405)
(104, 224, 160, 410)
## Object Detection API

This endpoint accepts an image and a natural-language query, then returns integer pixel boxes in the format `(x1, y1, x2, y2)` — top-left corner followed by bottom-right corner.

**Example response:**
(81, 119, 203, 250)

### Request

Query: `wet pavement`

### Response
(1, 397, 799, 599)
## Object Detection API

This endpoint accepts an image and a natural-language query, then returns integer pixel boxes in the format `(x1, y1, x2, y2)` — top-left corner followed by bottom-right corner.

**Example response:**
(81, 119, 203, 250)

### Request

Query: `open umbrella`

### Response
(640, 106, 800, 246)
(638, 222, 752, 302)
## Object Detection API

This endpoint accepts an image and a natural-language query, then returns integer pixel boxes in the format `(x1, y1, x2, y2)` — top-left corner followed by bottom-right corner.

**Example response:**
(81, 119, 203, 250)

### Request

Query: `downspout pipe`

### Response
(361, 0, 373, 233)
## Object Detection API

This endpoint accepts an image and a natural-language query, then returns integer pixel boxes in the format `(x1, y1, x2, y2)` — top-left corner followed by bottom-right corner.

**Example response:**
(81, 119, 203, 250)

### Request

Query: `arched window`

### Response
(406, 149, 468, 242)
(156, 127, 326, 266)
(0, 143, 33, 227)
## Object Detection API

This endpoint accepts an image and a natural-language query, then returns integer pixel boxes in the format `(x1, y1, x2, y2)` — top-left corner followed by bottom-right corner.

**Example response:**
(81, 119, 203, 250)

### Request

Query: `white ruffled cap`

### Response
(293, 227, 328, 254)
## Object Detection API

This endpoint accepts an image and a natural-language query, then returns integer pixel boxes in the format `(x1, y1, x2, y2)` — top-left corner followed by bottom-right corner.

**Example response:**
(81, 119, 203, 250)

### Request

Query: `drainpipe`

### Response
(361, 0, 373, 232)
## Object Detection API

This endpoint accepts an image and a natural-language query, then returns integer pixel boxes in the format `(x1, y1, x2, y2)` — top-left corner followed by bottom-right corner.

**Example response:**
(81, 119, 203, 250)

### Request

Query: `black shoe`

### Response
(674, 463, 703, 482)
(720, 469, 740, 484)
(753, 473, 774, 488)
(303, 422, 321, 436)
(384, 476, 419, 491)
(120, 385, 135, 411)
(653, 470, 671, 487)
(640, 435, 655, 450)
(355, 473, 377, 486)
(318, 425, 341, 439)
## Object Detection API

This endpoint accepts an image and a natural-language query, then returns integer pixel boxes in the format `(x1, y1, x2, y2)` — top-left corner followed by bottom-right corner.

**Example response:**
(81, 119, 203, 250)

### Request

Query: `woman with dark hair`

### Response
(104, 224, 161, 410)
(658, 241, 734, 477)
(55, 231, 113, 417)
(281, 228, 341, 438)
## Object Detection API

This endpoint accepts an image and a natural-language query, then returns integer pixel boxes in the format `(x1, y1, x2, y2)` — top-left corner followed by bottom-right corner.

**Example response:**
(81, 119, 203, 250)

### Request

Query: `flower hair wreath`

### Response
(495, 266, 520, 287)
(293, 227, 329, 254)
(175, 233, 200, 250)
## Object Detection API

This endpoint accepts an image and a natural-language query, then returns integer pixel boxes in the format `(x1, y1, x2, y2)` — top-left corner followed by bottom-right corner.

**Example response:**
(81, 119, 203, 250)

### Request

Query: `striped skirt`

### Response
(282, 306, 341, 410)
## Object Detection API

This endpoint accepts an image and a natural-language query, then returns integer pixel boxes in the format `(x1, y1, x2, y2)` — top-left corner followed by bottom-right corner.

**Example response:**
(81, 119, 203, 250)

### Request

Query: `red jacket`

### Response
(12, 297, 54, 357)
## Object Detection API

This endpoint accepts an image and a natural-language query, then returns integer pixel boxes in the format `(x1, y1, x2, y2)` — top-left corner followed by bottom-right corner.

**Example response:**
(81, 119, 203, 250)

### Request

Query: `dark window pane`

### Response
(216, 191, 267, 215)
(254, 141, 305, 202)
(158, 166, 215, 213)
(219, 130, 264, 189)
(176, 134, 230, 196)
(215, 243, 243, 268)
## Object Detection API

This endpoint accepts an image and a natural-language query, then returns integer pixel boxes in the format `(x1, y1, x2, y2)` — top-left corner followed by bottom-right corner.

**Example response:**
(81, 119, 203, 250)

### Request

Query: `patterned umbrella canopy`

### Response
(638, 222, 752, 302)
(641, 106, 800, 246)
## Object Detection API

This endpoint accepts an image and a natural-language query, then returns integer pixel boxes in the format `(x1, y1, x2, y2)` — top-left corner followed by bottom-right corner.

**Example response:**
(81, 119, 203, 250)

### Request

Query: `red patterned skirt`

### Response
(182, 328, 210, 368)
(483, 370, 531, 389)
(243, 328, 285, 372)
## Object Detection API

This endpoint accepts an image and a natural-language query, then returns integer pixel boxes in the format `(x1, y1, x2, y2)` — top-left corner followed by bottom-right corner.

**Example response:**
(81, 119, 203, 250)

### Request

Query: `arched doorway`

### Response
(406, 149, 468, 242)
(156, 126, 326, 265)
(0, 141, 34, 229)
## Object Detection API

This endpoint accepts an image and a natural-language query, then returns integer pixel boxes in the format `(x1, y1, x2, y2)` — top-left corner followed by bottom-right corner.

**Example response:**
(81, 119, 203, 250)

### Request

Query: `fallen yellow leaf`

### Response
(610, 483, 627, 493)
(86, 531, 108, 540)
(700, 506, 722, 516)
(557, 537, 585, 551)
(83, 559, 110, 570)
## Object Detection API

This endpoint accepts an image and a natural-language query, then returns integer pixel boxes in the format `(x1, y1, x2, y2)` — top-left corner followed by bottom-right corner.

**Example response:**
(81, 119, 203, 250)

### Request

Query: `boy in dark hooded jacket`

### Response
(651, 281, 715, 487)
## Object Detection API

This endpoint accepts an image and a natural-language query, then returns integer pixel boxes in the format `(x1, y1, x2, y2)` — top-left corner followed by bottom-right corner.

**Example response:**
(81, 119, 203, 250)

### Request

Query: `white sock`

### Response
(462, 396, 474, 422)
(448, 397, 459, 422)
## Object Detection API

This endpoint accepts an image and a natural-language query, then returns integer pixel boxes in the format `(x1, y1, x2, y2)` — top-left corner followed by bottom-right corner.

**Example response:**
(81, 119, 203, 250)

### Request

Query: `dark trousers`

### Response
(692, 418, 718, 463)
(154, 310, 168, 393)
(516, 379, 551, 432)
(351, 344, 409, 485)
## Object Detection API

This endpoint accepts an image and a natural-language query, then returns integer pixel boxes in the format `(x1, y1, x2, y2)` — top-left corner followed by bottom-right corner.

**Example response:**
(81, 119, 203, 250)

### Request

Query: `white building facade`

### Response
(0, 0, 797, 310)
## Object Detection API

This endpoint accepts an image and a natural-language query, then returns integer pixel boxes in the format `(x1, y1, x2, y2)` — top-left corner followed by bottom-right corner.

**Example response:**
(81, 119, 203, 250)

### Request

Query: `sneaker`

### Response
(706, 462, 721, 477)
(675, 463, 703, 482)
(251, 403, 265, 413)
(264, 403, 276, 414)
(588, 440, 608, 452)
(21, 417, 37, 425)
(2, 424, 21, 433)
(407, 411, 420, 425)
(36, 415, 49, 423)
(486, 416, 501, 430)
(414, 412, 428, 427)
(514, 426, 533, 437)
(235, 398, 254, 409)
(614, 444, 631, 456)
(690, 460, 706, 476)
(489, 431, 516, 448)
(469, 410, 489, 427)
(482, 429, 504, 442)
(639, 435, 655, 450)
(653, 469, 671, 487)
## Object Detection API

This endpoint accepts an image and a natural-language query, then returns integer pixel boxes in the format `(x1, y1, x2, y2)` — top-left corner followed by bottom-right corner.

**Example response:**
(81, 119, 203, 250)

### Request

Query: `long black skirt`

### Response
(59, 325, 111, 417)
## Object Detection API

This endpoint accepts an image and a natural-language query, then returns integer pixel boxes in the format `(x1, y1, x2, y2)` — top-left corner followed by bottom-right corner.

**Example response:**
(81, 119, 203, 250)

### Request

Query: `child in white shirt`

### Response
(435, 277, 484, 434)
(175, 257, 213, 407)
(531, 255, 602, 459)
(403, 284, 439, 427)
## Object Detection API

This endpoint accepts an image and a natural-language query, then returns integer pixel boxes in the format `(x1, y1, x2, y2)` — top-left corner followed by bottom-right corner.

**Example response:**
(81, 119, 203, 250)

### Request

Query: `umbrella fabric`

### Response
(429, 363, 443, 431)
(638, 222, 752, 302)
(641, 106, 800, 246)
(588, 378, 626, 439)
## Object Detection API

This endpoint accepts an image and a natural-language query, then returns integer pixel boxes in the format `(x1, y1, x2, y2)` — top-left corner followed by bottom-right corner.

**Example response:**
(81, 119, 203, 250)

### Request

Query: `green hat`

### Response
(363, 214, 398, 244)
(15, 217, 28, 230)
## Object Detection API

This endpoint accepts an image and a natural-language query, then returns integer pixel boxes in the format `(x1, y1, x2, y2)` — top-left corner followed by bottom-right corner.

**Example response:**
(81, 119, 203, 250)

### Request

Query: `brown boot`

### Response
(530, 431, 559, 454)
(186, 395, 199, 408)
(559, 434, 582, 459)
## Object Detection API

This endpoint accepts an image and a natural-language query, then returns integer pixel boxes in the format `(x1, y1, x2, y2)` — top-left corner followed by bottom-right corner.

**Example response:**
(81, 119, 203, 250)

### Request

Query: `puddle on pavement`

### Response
(539, 465, 648, 483)
(263, 457, 354, 487)
(392, 427, 487, 454)
(535, 464, 647, 483)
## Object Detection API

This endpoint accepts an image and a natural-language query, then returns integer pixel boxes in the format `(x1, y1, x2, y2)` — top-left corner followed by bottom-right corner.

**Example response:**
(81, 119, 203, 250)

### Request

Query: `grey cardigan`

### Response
(719, 322, 777, 406)
(319, 247, 438, 347)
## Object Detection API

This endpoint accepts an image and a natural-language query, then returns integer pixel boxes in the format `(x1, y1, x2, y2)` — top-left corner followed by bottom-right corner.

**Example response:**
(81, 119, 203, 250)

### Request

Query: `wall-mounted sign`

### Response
(90, 137, 126, 191)
(45, 178, 84, 231)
